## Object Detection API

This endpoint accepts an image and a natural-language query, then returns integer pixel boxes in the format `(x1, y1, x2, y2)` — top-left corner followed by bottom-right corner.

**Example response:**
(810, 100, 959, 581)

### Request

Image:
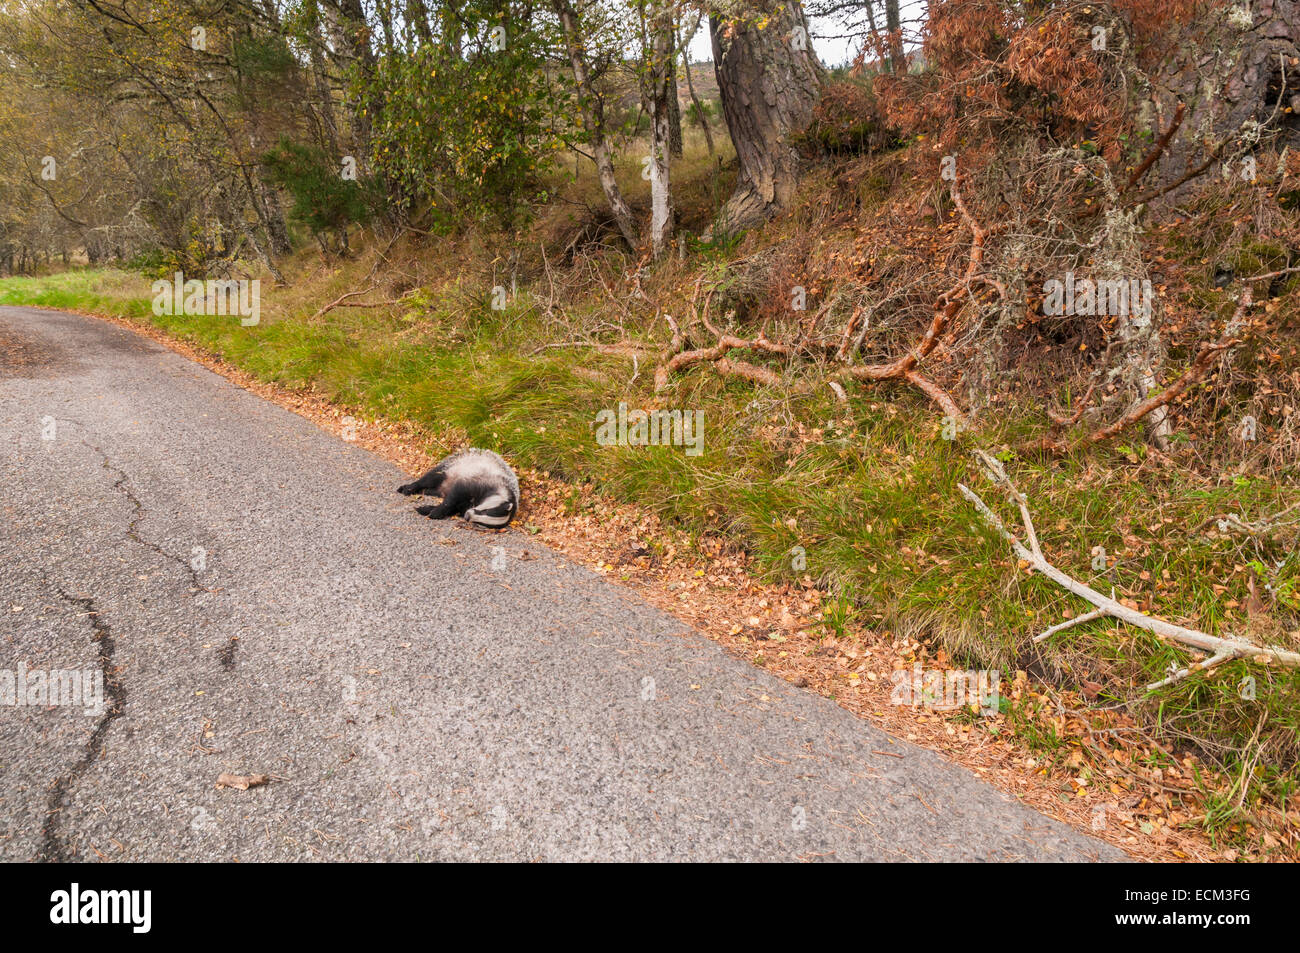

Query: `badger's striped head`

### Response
(463, 490, 516, 528)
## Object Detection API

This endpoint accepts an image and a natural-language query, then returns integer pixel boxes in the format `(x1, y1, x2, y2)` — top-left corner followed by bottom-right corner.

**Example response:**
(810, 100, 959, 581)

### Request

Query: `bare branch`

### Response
(959, 448, 1300, 686)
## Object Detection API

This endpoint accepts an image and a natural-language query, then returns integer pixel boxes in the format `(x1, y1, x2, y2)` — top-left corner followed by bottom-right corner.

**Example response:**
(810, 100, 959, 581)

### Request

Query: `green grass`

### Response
(5, 264, 1299, 826)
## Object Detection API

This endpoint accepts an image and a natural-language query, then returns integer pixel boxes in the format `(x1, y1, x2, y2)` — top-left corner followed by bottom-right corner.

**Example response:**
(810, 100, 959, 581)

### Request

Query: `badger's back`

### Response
(442, 448, 519, 498)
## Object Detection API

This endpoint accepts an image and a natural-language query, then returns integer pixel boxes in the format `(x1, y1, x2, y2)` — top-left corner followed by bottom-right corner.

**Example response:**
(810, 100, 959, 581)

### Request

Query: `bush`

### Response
(367, 16, 561, 231)
(261, 139, 382, 248)
(800, 79, 897, 155)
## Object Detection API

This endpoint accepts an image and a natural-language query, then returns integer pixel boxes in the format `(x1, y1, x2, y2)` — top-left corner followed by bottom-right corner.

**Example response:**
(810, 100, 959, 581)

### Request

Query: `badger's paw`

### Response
(397, 482, 418, 495)
(414, 504, 443, 518)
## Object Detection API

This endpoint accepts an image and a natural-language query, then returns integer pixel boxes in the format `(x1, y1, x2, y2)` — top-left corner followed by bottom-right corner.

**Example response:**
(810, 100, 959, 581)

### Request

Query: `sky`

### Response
(685, 4, 926, 70)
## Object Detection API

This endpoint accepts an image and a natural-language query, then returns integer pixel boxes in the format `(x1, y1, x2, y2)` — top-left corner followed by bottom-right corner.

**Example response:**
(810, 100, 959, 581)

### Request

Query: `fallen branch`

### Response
(714, 356, 786, 388)
(1123, 102, 1186, 193)
(1203, 501, 1300, 538)
(1084, 288, 1253, 445)
(838, 181, 990, 423)
(312, 285, 379, 320)
(652, 178, 989, 424)
(1242, 264, 1300, 284)
(958, 449, 1300, 690)
(1146, 649, 1236, 692)
(1034, 607, 1110, 643)
(901, 368, 964, 422)
(835, 306, 864, 360)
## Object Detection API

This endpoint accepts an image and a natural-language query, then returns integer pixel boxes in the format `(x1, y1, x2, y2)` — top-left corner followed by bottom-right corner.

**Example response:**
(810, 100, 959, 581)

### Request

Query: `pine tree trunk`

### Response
(710, 1, 823, 235)
(885, 0, 905, 73)
(1150, 0, 1300, 196)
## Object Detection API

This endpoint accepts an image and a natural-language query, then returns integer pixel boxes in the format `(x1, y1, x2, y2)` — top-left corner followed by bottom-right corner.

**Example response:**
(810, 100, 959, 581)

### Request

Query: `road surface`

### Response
(0, 305, 1125, 861)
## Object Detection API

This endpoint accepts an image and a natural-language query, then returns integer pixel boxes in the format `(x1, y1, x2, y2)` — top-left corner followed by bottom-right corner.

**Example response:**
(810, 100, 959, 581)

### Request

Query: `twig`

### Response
(311, 285, 377, 320)
(1123, 103, 1186, 193)
(1034, 607, 1110, 643)
(1242, 264, 1300, 284)
(1145, 649, 1236, 692)
(1084, 289, 1252, 445)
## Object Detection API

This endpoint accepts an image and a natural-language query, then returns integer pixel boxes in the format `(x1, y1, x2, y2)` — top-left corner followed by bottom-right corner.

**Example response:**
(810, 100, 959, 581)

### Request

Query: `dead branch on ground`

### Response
(653, 178, 993, 423)
(958, 448, 1300, 691)
(310, 285, 418, 320)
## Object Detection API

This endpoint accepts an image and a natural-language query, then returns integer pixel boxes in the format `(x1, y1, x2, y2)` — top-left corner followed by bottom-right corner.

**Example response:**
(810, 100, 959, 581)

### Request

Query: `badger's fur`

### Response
(397, 448, 519, 528)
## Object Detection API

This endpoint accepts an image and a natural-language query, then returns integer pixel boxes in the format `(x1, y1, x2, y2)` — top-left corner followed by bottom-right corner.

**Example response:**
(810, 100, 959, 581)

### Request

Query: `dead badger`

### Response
(397, 448, 519, 528)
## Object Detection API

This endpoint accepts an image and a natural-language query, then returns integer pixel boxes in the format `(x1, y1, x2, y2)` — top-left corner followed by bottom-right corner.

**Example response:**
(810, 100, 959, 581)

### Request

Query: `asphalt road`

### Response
(0, 305, 1126, 861)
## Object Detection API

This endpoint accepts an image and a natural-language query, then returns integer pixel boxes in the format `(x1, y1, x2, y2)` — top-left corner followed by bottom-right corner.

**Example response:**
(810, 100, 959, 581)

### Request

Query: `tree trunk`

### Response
(668, 30, 683, 158)
(710, 1, 823, 235)
(333, 0, 379, 152)
(681, 13, 715, 154)
(260, 182, 293, 256)
(1150, 0, 1300, 196)
(648, 0, 676, 256)
(885, 0, 905, 73)
(683, 47, 715, 155)
(305, 0, 343, 159)
(555, 0, 640, 252)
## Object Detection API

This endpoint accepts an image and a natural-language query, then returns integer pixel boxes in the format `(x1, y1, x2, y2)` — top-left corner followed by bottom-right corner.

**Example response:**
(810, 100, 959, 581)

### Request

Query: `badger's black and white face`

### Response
(397, 448, 519, 528)
(463, 489, 515, 527)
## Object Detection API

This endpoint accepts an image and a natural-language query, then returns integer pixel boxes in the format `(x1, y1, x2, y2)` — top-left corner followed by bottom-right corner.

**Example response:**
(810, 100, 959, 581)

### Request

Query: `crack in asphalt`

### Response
(39, 588, 127, 862)
(78, 434, 207, 593)
(50, 416, 208, 593)
(36, 419, 208, 861)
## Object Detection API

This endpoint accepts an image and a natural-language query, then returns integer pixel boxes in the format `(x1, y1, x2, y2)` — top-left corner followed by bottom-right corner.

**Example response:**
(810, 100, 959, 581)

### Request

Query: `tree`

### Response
(710, 0, 824, 235)
(644, 0, 676, 256)
(368, 4, 561, 229)
(667, 28, 683, 158)
(681, 12, 715, 154)
(554, 0, 639, 251)
(884, 0, 904, 73)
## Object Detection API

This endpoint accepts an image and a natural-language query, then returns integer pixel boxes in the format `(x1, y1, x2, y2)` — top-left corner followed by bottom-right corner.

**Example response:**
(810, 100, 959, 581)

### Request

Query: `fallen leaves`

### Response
(215, 773, 270, 791)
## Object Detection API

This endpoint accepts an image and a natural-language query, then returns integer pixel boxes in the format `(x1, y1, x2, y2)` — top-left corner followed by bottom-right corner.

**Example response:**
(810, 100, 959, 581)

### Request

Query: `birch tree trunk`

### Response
(555, 0, 640, 252)
(647, 0, 676, 257)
